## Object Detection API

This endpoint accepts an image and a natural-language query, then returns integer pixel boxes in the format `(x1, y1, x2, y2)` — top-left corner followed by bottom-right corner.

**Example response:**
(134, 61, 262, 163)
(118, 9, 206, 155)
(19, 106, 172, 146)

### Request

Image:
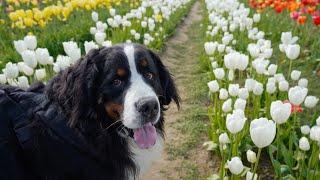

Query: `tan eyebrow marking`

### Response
(117, 68, 126, 77)
(140, 58, 148, 67)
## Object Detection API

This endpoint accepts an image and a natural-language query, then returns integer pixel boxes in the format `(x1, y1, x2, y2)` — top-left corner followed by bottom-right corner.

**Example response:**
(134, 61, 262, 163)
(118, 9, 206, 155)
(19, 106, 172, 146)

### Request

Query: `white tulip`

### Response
(267, 64, 278, 75)
(13, 40, 27, 54)
(317, 116, 320, 126)
(134, 33, 141, 40)
(35, 48, 50, 65)
(21, 50, 37, 68)
(288, 86, 308, 105)
(310, 126, 320, 142)
(213, 68, 225, 80)
(219, 133, 230, 144)
(17, 76, 29, 89)
(0, 74, 7, 84)
(246, 171, 258, 180)
(279, 80, 289, 92)
(63, 41, 81, 64)
(219, 88, 229, 100)
(304, 96, 319, 108)
(253, 82, 263, 96)
(35, 69, 46, 81)
(253, 13, 261, 23)
(84, 41, 99, 54)
(246, 150, 257, 163)
(281, 32, 298, 45)
(227, 157, 244, 175)
(95, 32, 106, 45)
(222, 98, 233, 113)
(90, 27, 97, 35)
(102, 41, 112, 48)
(274, 73, 285, 82)
(285, 44, 300, 60)
(228, 84, 239, 97)
(53, 55, 71, 73)
(245, 78, 256, 92)
(91, 11, 99, 22)
(204, 42, 216, 55)
(207, 80, 219, 93)
(141, 21, 147, 28)
(3, 62, 19, 79)
(21, 63, 34, 76)
(299, 137, 310, 151)
(234, 98, 246, 110)
(248, 44, 260, 57)
(238, 88, 249, 100)
(250, 118, 276, 148)
(291, 70, 301, 81)
(266, 82, 276, 94)
(301, 125, 310, 135)
(23, 35, 37, 50)
(211, 61, 218, 69)
(226, 109, 247, 134)
(217, 44, 225, 53)
(270, 101, 291, 124)
(109, 8, 116, 16)
(298, 78, 308, 88)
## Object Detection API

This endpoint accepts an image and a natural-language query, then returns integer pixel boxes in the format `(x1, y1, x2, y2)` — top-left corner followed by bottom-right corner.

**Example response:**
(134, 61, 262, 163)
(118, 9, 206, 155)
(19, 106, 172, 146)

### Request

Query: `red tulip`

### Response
(313, 16, 320, 25)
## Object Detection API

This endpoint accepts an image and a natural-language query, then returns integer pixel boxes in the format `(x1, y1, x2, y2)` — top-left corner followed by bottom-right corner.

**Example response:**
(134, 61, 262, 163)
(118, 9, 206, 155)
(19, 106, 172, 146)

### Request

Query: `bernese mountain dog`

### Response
(0, 43, 180, 180)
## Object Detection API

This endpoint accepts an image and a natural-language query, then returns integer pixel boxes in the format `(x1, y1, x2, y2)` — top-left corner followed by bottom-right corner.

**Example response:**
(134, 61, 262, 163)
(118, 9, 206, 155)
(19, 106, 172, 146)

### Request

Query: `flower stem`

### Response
(252, 148, 262, 180)
(287, 60, 293, 80)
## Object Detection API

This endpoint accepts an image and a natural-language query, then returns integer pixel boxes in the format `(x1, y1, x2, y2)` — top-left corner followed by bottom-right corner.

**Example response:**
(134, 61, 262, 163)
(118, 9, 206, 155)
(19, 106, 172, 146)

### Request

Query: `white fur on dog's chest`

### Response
(128, 135, 164, 179)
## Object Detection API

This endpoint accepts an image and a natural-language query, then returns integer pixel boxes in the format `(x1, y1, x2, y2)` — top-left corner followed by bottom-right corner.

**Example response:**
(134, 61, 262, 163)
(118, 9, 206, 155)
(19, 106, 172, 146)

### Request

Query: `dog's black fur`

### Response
(0, 44, 179, 180)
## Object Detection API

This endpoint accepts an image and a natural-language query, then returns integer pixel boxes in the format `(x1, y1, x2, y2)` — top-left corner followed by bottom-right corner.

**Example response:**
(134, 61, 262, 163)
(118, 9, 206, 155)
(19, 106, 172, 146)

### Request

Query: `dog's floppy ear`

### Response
(46, 48, 102, 127)
(149, 50, 180, 109)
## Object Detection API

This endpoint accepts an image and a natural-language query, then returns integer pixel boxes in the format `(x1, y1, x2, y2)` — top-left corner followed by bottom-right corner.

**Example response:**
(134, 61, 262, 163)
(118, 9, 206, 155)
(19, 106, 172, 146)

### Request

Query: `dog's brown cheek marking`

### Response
(105, 102, 123, 120)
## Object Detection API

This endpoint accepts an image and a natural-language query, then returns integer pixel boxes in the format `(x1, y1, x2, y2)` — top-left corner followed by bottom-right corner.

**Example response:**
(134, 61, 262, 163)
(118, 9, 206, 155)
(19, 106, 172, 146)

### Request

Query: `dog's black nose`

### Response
(135, 97, 159, 120)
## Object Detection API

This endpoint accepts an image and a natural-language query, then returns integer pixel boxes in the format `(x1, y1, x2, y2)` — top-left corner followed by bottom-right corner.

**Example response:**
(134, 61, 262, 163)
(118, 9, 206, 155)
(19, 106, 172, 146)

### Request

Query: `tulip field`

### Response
(1, 0, 320, 179)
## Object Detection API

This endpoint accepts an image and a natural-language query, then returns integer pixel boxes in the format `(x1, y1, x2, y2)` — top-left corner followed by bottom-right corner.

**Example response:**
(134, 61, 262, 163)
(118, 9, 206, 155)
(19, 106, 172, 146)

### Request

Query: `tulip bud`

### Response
(222, 99, 233, 113)
(285, 44, 300, 60)
(13, 40, 27, 54)
(227, 157, 244, 175)
(291, 70, 301, 81)
(316, 116, 320, 126)
(310, 126, 320, 142)
(234, 98, 246, 110)
(266, 82, 276, 94)
(253, 82, 263, 96)
(219, 88, 229, 100)
(35, 69, 46, 81)
(250, 118, 276, 148)
(213, 68, 225, 80)
(92, 11, 99, 22)
(84, 41, 99, 54)
(21, 50, 37, 68)
(23, 35, 37, 50)
(21, 63, 34, 76)
(298, 78, 308, 88)
(270, 101, 291, 124)
(4, 62, 19, 79)
(211, 61, 218, 69)
(17, 76, 29, 89)
(299, 137, 310, 151)
(246, 150, 257, 163)
(279, 80, 289, 92)
(204, 42, 216, 55)
(228, 84, 239, 97)
(304, 96, 319, 109)
(207, 80, 219, 93)
(288, 86, 308, 105)
(245, 78, 256, 92)
(35, 48, 50, 65)
(95, 32, 106, 45)
(0, 74, 7, 84)
(246, 171, 258, 180)
(217, 44, 225, 53)
(219, 133, 230, 144)
(253, 13, 261, 22)
(226, 109, 247, 134)
(301, 125, 310, 135)
(238, 88, 249, 100)
(90, 27, 97, 35)
(63, 41, 81, 64)
(267, 64, 277, 75)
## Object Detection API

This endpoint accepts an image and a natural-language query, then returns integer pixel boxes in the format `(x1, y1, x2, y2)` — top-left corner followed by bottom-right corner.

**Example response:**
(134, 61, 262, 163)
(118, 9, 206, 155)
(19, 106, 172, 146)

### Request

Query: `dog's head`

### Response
(46, 43, 179, 149)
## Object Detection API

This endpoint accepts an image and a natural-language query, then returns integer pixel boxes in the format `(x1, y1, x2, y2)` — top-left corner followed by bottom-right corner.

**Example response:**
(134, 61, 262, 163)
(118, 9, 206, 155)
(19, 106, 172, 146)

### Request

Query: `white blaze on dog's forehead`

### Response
(122, 44, 160, 129)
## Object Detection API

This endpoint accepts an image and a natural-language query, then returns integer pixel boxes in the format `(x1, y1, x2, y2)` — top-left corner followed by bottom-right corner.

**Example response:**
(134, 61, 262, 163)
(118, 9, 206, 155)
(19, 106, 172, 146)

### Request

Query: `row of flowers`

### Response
(202, 0, 319, 179)
(249, 0, 320, 26)
(4, 0, 129, 29)
(0, 0, 193, 89)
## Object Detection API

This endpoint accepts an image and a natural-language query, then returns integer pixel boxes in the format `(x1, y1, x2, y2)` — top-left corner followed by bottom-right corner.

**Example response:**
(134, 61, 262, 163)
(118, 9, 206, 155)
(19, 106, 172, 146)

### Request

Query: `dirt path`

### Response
(141, 2, 219, 179)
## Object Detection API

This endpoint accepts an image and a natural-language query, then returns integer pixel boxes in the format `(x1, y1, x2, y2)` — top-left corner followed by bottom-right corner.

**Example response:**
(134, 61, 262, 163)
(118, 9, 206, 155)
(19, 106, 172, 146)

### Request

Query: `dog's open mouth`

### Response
(133, 122, 157, 149)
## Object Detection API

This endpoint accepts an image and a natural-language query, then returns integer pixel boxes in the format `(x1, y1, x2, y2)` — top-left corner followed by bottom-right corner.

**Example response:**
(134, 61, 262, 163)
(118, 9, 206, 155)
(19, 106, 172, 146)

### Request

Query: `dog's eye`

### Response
(112, 79, 122, 86)
(144, 72, 154, 80)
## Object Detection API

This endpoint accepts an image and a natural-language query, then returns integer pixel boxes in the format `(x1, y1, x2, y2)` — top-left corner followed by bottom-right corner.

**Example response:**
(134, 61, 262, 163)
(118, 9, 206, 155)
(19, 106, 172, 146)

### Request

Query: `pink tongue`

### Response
(133, 122, 157, 149)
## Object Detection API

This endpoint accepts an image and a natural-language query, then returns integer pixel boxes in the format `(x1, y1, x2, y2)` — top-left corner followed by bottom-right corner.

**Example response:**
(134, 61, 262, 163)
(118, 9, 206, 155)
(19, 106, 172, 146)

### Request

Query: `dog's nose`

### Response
(135, 97, 159, 120)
